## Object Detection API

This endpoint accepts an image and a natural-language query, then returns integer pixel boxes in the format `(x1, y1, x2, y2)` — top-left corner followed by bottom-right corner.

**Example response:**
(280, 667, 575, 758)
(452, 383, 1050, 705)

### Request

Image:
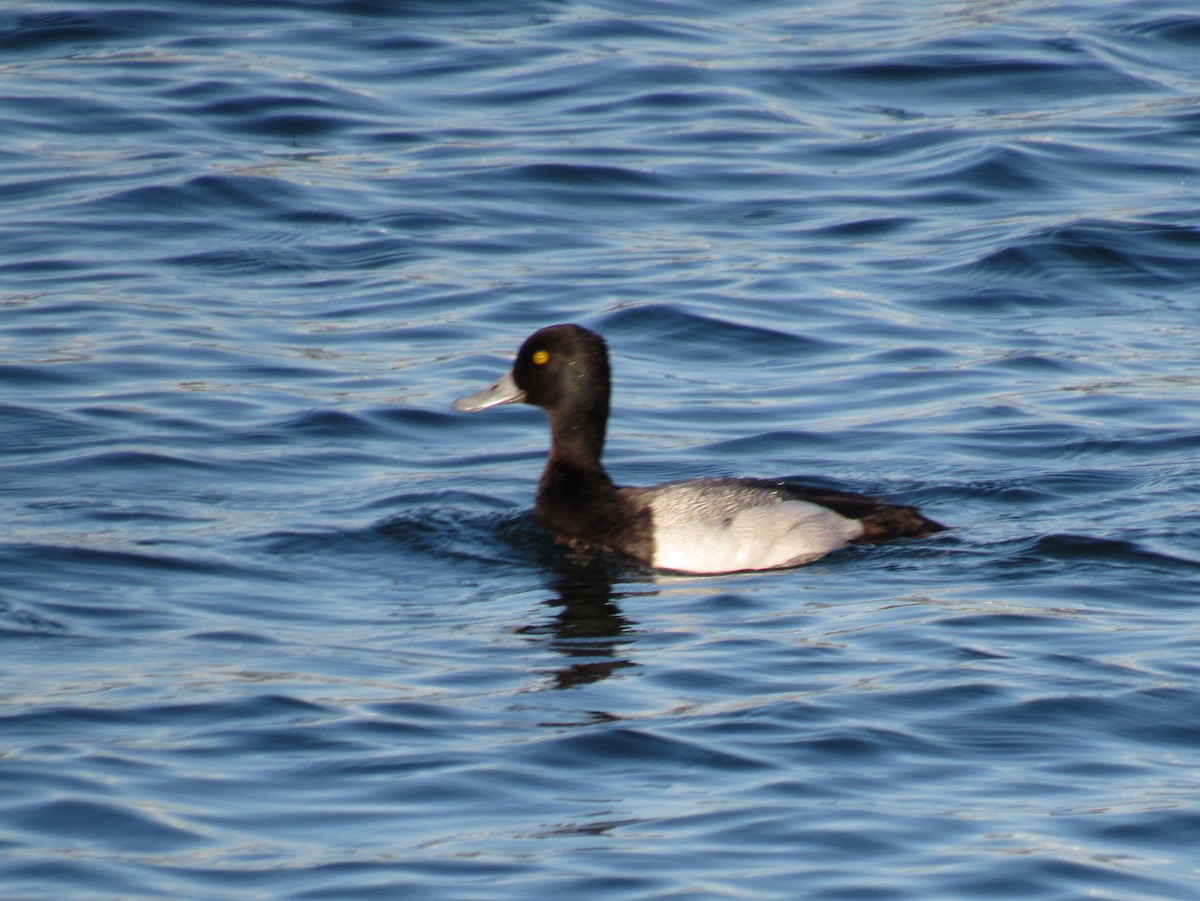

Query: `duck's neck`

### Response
(546, 399, 608, 473)
(537, 411, 623, 549)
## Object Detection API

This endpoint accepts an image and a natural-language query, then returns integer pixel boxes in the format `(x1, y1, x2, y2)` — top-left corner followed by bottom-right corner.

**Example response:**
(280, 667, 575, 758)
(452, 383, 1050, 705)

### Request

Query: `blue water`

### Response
(3, 2, 1200, 898)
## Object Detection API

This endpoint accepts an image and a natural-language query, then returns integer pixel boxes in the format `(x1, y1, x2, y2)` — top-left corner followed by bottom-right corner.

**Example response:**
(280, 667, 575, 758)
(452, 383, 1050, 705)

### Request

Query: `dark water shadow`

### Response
(374, 499, 654, 689)
(518, 553, 657, 691)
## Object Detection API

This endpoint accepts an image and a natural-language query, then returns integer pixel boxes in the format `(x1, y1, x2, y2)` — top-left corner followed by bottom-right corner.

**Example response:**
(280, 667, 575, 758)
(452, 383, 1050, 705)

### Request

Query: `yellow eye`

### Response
(532, 350, 550, 365)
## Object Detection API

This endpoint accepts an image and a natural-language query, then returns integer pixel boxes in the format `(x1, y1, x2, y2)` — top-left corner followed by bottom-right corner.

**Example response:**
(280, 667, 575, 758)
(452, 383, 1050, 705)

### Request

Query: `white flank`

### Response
(649, 498, 864, 574)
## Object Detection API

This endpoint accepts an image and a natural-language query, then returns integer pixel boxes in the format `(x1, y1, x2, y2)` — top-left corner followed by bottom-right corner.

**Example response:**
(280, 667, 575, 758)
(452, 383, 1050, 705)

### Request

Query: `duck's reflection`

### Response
(518, 555, 651, 689)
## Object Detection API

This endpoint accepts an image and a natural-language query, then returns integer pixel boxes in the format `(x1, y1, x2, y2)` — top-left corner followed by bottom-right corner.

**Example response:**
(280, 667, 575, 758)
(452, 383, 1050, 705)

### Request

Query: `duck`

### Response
(453, 323, 943, 574)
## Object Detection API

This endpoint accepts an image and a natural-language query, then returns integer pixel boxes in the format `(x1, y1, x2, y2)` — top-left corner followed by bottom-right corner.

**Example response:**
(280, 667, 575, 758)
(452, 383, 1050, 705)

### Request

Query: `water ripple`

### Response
(2, 2, 1200, 900)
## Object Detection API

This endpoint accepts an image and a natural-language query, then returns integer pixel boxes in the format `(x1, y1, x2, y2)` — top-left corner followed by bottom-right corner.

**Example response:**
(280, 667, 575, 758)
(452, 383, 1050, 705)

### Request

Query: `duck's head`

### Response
(453, 323, 610, 417)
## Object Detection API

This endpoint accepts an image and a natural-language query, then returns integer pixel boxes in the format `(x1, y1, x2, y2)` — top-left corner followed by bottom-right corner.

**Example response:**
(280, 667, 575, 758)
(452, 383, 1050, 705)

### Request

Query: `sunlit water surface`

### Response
(2, 2, 1200, 899)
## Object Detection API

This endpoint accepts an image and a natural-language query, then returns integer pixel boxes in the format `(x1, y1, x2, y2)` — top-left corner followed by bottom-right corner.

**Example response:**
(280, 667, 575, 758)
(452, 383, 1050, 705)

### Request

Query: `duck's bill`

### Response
(453, 369, 526, 412)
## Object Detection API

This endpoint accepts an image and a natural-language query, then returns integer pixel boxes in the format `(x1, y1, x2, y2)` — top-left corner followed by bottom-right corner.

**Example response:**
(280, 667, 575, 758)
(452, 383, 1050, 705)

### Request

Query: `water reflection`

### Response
(519, 556, 648, 690)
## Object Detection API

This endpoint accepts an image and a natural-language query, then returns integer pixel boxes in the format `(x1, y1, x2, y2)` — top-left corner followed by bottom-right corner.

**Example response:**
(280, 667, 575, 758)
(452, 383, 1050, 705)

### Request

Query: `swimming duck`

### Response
(454, 324, 943, 574)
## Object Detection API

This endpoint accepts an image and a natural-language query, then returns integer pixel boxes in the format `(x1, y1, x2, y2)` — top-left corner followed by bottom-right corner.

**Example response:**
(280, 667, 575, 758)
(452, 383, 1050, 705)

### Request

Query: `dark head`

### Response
(454, 324, 612, 468)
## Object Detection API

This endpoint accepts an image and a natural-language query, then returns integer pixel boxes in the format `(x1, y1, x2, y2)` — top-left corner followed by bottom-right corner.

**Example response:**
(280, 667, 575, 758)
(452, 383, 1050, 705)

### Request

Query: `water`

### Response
(3, 1, 1200, 898)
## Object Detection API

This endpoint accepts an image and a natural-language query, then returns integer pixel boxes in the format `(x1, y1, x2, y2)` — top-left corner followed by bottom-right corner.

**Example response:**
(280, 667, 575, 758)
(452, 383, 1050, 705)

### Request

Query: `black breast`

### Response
(535, 462, 654, 563)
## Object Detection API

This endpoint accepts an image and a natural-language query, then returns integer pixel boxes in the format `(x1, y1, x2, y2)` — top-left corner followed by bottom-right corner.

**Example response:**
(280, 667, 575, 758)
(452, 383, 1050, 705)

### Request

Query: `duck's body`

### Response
(454, 324, 942, 574)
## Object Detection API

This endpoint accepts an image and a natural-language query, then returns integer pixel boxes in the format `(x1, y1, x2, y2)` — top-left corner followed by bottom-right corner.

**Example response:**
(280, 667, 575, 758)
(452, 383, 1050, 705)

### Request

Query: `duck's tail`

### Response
(857, 503, 945, 542)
